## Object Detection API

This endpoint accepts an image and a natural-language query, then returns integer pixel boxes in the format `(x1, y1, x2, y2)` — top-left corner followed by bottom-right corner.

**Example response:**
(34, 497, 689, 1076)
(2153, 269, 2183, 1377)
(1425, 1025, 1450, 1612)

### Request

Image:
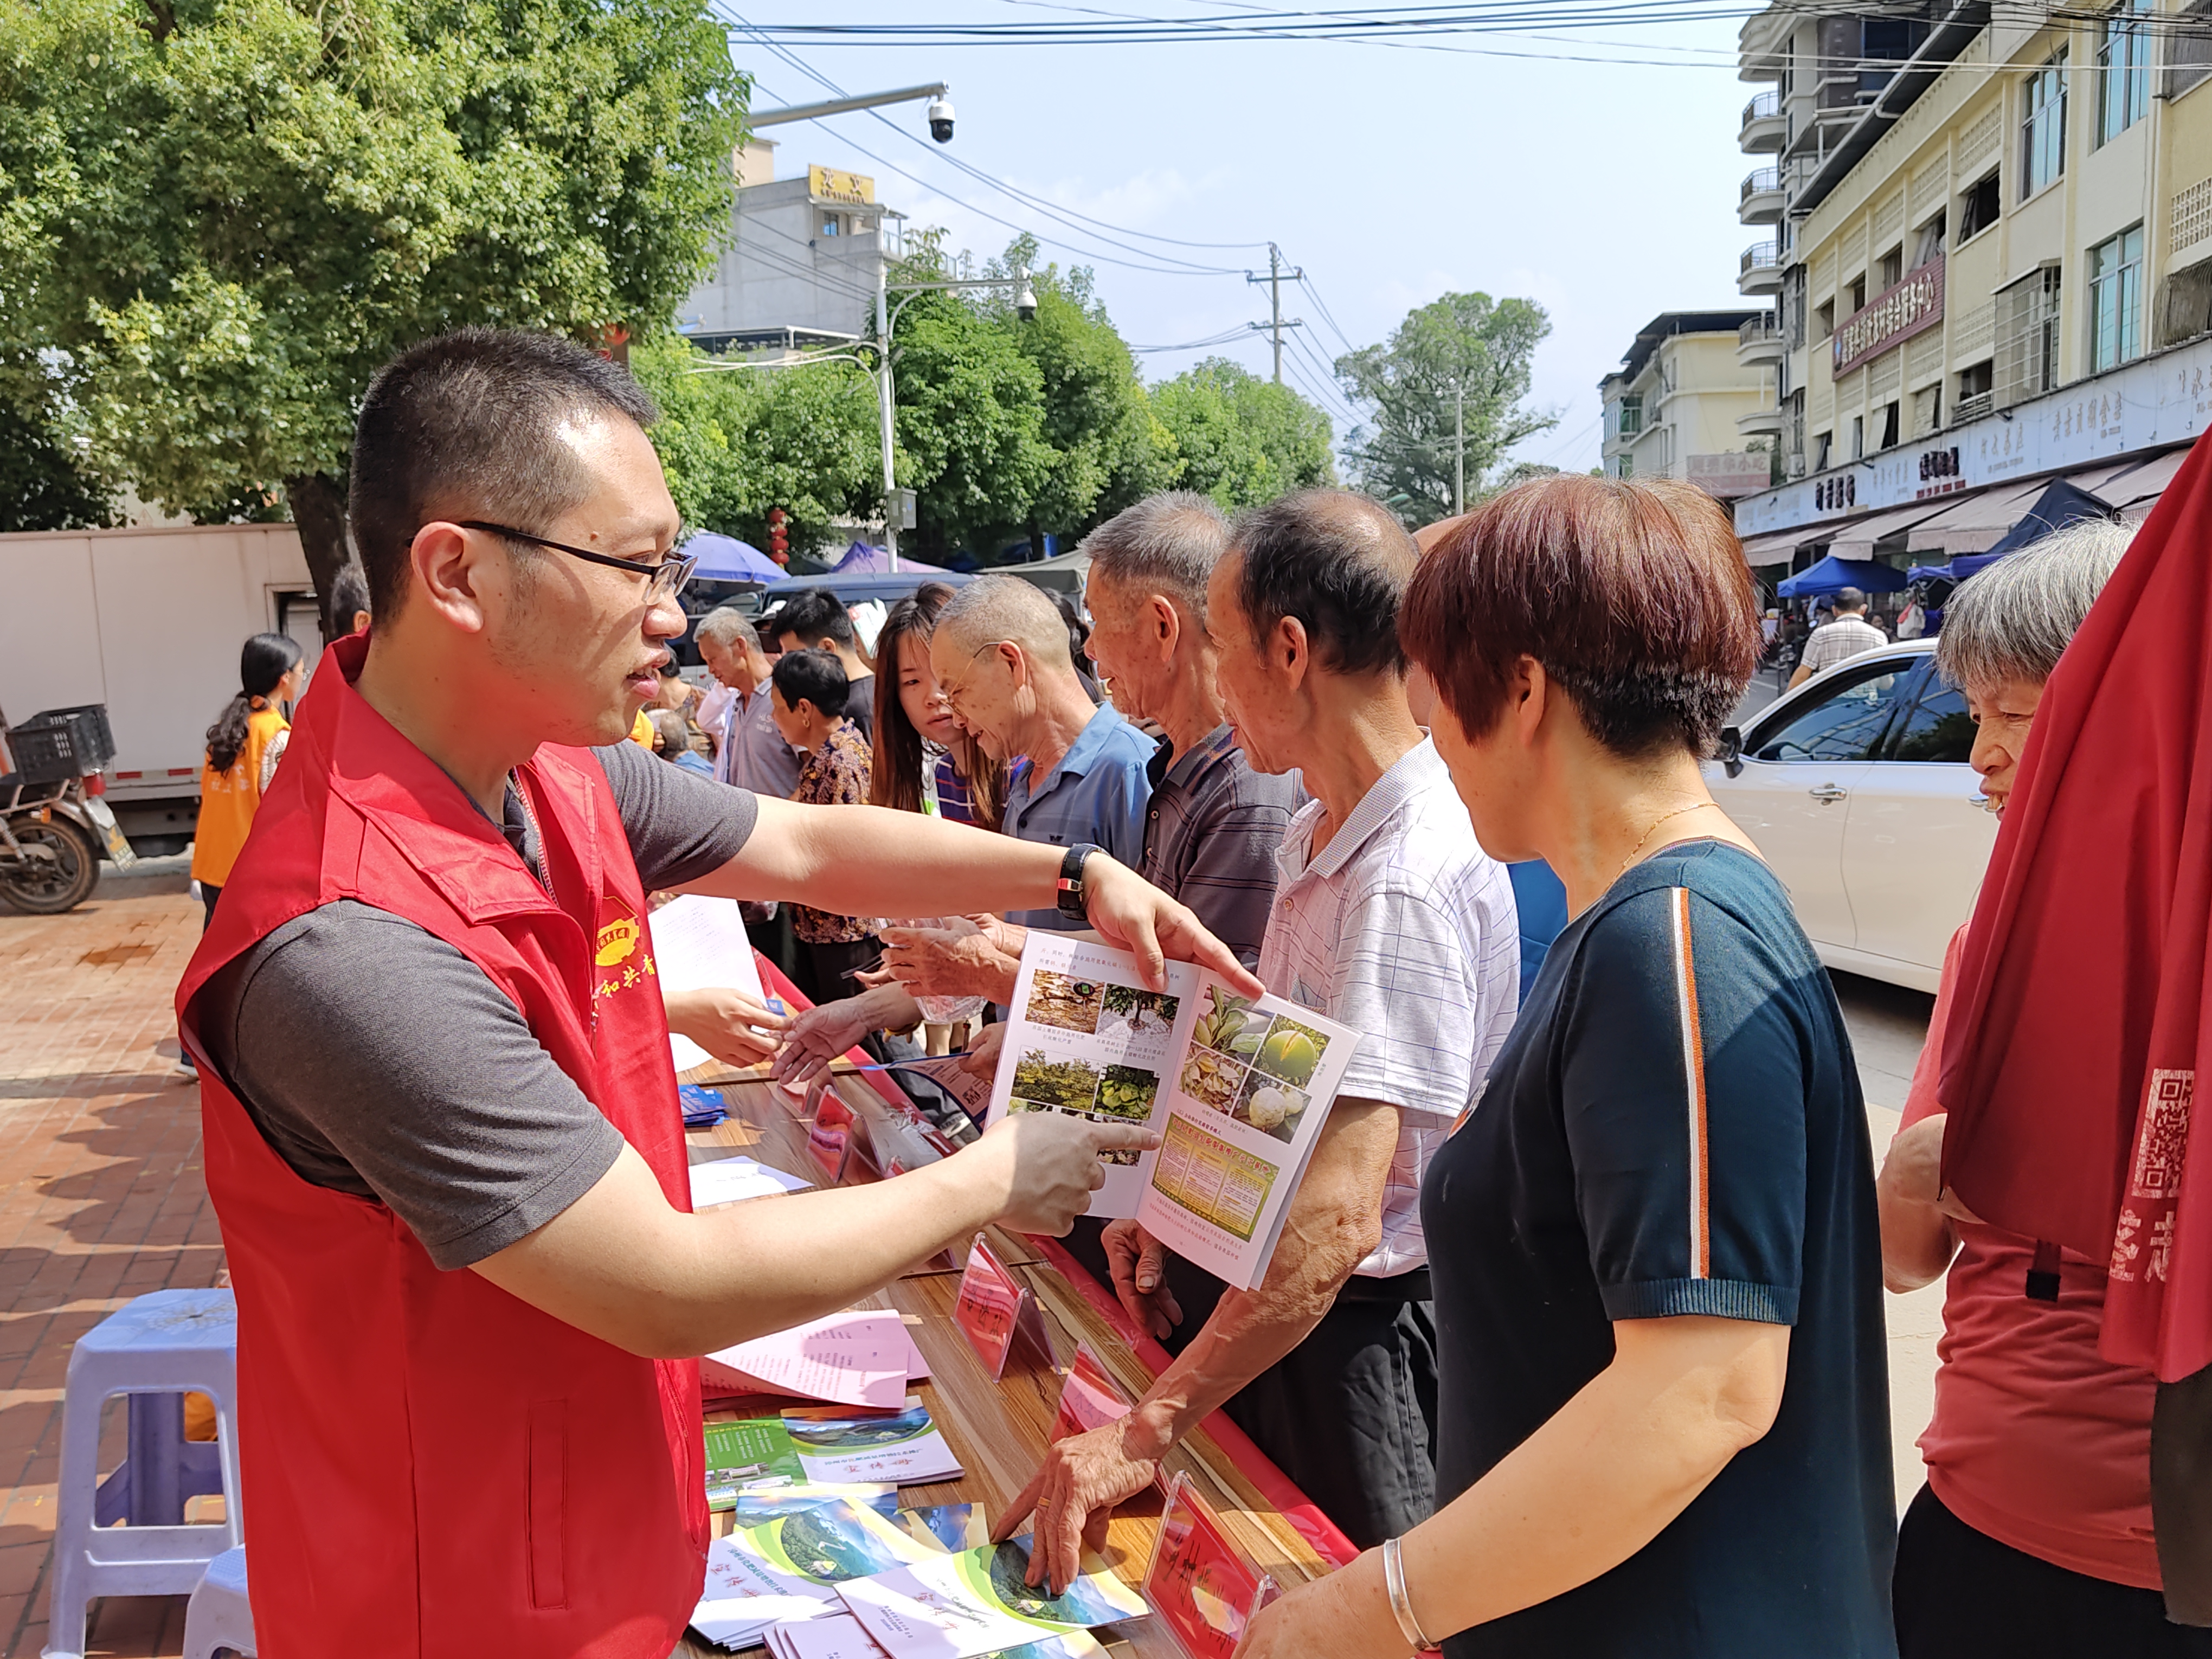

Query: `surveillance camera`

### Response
(927, 94, 955, 143)
(1015, 275, 1038, 322)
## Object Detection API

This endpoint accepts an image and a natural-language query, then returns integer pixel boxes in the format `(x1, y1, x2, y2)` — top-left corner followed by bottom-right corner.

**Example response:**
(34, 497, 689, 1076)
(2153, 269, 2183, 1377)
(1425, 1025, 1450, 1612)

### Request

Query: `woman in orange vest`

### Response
(189, 632, 304, 927)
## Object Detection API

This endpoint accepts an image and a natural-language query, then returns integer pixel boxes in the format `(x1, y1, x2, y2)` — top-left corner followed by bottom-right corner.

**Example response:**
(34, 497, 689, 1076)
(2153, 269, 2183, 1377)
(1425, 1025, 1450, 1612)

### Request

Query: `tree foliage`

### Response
(0, 0, 745, 583)
(1334, 292, 1557, 528)
(1149, 357, 1335, 512)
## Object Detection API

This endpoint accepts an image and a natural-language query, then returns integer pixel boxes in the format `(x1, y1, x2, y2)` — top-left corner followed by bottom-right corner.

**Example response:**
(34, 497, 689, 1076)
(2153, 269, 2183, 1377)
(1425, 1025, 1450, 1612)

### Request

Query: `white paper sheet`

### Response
(653, 894, 773, 1071)
(690, 1155, 815, 1208)
(703, 1311, 913, 1410)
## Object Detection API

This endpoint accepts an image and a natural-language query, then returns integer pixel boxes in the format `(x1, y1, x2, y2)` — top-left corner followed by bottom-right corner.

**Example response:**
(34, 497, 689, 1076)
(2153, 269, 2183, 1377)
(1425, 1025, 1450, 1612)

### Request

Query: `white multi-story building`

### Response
(1729, 0, 2204, 570)
(1600, 310, 1776, 499)
(678, 141, 906, 353)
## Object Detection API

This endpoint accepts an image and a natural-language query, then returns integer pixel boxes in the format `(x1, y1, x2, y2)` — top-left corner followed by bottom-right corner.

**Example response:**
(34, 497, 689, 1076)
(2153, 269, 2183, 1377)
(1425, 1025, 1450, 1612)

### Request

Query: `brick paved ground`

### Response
(0, 860, 218, 1658)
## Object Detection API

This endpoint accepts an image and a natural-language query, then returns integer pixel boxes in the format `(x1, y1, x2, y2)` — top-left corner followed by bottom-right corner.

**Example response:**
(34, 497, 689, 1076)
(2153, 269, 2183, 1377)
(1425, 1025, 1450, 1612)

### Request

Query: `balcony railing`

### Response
(1740, 167, 1783, 204)
(1953, 391, 1994, 423)
(1739, 314, 1782, 349)
(1743, 90, 1780, 125)
(1740, 241, 1780, 275)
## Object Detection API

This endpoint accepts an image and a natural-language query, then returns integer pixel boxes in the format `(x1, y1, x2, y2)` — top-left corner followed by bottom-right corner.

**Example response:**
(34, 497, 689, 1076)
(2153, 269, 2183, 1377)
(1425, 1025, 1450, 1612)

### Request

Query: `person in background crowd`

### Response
(1791, 585, 1888, 686)
(1240, 474, 1893, 1658)
(323, 563, 372, 642)
(1056, 590, 1105, 704)
(930, 575, 1154, 925)
(1005, 489, 1521, 1589)
(1873, 522, 2178, 1659)
(191, 632, 305, 928)
(695, 608, 800, 799)
(871, 583, 1002, 829)
(753, 600, 790, 661)
(180, 631, 305, 1079)
(648, 709, 712, 778)
(768, 647, 880, 1002)
(652, 659, 700, 721)
(774, 588, 877, 744)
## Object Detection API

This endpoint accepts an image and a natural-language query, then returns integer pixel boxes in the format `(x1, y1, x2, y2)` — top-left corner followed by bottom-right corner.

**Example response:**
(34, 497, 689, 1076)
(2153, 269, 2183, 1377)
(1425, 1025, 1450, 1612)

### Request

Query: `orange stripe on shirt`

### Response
(1670, 887, 1713, 1279)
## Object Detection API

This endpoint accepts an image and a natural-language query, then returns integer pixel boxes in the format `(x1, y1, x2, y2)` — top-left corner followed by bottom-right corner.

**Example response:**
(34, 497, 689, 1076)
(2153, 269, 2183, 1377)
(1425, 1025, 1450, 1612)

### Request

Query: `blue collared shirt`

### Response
(1001, 702, 1156, 930)
(712, 677, 803, 800)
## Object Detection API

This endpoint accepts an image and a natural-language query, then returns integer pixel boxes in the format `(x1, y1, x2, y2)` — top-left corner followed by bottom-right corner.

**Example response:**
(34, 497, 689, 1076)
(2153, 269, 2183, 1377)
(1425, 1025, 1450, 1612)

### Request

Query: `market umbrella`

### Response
(1772, 552, 1912, 598)
(828, 541, 955, 576)
(1937, 427, 2212, 1383)
(684, 533, 783, 582)
(1975, 477, 2115, 564)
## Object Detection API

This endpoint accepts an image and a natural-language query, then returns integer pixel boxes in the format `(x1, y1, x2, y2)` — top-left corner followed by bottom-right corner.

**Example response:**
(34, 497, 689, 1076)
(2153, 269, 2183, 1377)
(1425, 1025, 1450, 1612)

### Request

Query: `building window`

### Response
(1880, 247, 1904, 290)
(1959, 171, 2002, 240)
(1915, 211, 1947, 267)
(1815, 298, 1836, 340)
(1849, 273, 1868, 312)
(1617, 394, 1643, 437)
(2090, 225, 2146, 370)
(1995, 267, 2063, 404)
(1616, 453, 1635, 479)
(1851, 415, 1866, 459)
(1880, 402, 1901, 450)
(1814, 430, 1833, 472)
(821, 216, 842, 236)
(2023, 52, 2068, 198)
(2099, 0, 2150, 144)
(1912, 383, 1943, 438)
(2166, 0, 2212, 99)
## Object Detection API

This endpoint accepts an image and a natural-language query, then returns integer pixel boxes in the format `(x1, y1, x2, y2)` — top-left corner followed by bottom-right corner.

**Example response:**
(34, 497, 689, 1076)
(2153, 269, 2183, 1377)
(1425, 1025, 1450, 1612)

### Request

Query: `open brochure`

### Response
(987, 934, 1360, 1290)
(837, 1536, 1148, 1659)
(691, 1497, 941, 1650)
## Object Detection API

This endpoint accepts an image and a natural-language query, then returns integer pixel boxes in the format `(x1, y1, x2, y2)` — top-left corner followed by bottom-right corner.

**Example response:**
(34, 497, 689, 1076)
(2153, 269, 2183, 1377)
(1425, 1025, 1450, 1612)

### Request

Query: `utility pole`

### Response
(875, 256, 899, 573)
(1454, 381, 1465, 515)
(1246, 243, 1304, 384)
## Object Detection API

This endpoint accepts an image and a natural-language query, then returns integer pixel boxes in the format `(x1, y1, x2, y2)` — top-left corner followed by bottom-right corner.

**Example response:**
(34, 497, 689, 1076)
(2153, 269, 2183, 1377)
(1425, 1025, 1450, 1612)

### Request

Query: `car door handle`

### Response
(1808, 784, 1849, 803)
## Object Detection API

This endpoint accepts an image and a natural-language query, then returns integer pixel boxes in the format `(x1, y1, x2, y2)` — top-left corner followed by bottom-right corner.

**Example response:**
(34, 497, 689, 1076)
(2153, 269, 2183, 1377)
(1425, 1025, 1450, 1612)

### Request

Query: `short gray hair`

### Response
(1935, 517, 2134, 691)
(695, 607, 761, 654)
(1081, 492, 1229, 615)
(935, 575, 1072, 666)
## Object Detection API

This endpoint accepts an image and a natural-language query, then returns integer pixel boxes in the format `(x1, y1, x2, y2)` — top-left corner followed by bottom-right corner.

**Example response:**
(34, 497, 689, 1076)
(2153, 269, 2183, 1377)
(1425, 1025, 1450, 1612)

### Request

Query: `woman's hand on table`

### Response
(1102, 1220, 1183, 1341)
(661, 986, 789, 1069)
(882, 920, 1020, 1003)
(1233, 1549, 1412, 1659)
(992, 1417, 1167, 1593)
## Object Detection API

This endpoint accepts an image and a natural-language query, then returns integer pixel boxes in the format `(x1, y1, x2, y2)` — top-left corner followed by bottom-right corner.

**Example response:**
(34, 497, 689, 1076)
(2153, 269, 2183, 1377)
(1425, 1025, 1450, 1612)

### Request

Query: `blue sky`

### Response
(721, 4, 1761, 477)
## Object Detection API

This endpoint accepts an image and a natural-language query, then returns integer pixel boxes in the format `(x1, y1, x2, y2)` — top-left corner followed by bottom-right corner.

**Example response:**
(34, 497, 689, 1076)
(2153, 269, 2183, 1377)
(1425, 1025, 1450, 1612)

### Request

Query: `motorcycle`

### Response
(0, 705, 136, 915)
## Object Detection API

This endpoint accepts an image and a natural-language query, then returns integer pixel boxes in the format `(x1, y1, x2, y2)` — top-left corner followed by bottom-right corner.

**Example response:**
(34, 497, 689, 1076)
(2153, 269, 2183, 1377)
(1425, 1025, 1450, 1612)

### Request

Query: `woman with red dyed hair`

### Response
(1237, 475, 1894, 1659)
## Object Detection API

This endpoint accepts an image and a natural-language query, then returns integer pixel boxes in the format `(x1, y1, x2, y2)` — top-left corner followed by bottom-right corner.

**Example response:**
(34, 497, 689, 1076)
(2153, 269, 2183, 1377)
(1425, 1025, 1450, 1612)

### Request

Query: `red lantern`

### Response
(767, 507, 789, 565)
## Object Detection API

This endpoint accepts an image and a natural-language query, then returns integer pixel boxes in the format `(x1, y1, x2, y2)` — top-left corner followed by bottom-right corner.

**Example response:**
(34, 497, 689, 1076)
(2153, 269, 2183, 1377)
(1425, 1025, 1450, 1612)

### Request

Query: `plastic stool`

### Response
(44, 1290, 242, 1659)
(181, 1546, 254, 1659)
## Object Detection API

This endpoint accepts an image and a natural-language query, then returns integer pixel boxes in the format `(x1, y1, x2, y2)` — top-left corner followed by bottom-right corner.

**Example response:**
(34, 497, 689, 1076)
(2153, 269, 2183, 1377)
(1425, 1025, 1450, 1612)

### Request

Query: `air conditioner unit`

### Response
(1787, 452, 1808, 478)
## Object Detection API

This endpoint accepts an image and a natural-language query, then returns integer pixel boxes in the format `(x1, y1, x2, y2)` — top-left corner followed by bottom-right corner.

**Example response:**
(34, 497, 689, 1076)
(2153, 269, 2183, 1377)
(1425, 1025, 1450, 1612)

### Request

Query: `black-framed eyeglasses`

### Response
(458, 520, 698, 602)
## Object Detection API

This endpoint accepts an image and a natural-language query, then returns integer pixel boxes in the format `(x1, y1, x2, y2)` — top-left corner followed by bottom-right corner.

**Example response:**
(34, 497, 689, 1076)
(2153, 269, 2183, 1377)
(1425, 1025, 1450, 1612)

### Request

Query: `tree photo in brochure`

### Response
(988, 934, 1359, 1290)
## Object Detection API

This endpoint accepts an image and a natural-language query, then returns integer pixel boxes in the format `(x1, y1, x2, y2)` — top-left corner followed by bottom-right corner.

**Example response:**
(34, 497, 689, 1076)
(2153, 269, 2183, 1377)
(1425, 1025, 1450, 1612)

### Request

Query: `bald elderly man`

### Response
(929, 574, 1158, 930)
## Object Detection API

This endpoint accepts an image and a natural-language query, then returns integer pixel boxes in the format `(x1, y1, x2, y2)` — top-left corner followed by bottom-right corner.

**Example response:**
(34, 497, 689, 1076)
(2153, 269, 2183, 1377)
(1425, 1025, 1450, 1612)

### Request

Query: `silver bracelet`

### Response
(1381, 1535, 1441, 1652)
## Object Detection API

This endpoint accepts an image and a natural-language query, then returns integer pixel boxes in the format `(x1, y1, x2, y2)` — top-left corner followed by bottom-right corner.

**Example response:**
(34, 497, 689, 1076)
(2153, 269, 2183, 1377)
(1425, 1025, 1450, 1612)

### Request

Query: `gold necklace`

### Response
(1615, 802, 1714, 884)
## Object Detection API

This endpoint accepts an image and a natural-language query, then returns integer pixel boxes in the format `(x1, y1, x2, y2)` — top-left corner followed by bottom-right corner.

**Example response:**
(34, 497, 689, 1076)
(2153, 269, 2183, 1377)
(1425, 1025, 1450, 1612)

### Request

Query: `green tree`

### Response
(631, 335, 880, 556)
(0, 396, 115, 532)
(1334, 292, 1557, 528)
(0, 0, 745, 596)
(1150, 357, 1335, 513)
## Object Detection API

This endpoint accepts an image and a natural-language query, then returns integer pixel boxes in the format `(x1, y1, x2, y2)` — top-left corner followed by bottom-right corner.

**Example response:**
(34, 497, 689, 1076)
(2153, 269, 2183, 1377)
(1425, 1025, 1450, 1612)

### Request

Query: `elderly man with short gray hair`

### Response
(695, 607, 801, 800)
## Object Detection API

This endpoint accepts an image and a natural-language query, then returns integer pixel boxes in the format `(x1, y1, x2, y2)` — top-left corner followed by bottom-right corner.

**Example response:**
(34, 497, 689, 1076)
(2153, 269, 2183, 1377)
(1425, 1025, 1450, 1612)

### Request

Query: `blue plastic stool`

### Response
(44, 1289, 241, 1659)
(182, 1546, 255, 1659)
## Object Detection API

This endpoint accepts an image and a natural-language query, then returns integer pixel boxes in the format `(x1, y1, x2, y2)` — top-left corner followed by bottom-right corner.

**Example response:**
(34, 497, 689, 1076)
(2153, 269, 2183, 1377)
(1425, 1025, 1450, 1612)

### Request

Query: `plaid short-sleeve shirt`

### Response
(1256, 737, 1521, 1278)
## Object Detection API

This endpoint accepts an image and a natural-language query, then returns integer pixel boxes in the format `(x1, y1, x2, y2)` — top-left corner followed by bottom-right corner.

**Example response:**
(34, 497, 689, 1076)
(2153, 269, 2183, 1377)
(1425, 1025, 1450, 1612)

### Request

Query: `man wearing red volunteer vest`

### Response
(175, 329, 1254, 1659)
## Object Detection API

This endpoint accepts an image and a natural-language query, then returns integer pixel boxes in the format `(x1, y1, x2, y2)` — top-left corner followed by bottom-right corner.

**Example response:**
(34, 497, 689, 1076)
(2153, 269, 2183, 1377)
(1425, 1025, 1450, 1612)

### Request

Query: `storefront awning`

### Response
(2099, 446, 2191, 510)
(1825, 499, 1954, 557)
(1904, 480, 2048, 556)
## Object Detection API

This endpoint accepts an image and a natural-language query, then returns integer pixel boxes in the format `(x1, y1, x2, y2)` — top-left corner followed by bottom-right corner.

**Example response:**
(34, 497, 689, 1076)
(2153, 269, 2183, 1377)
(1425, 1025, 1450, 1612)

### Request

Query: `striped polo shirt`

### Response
(1255, 736, 1520, 1278)
(1140, 724, 1303, 969)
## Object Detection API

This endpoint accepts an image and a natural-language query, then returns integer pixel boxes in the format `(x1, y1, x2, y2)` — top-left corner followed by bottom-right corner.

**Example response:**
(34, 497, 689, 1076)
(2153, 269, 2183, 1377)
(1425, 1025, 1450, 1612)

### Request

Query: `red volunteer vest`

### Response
(177, 634, 708, 1657)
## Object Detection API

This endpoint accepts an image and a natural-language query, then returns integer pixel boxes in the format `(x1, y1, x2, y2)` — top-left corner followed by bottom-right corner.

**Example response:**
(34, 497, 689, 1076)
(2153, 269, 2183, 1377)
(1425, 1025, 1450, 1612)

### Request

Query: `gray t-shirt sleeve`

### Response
(591, 739, 758, 889)
(198, 902, 627, 1271)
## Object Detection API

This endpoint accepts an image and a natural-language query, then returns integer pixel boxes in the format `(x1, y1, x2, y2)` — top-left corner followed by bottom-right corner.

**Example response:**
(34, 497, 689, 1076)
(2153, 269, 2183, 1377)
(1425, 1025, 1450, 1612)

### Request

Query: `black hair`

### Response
(1227, 489, 1417, 677)
(348, 328, 658, 621)
(771, 646, 850, 719)
(205, 632, 304, 775)
(322, 563, 371, 642)
(774, 587, 857, 650)
(656, 659, 684, 679)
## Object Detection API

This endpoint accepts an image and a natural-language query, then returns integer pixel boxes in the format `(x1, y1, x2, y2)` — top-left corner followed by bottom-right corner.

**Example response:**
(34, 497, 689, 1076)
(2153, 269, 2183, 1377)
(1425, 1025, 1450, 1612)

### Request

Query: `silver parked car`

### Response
(1706, 639, 1994, 993)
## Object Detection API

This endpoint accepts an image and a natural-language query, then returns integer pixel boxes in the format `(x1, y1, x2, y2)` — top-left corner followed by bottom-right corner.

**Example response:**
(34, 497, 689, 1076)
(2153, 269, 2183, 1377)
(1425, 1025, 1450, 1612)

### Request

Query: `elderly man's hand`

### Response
(992, 1418, 1164, 1593)
(882, 919, 1021, 1003)
(770, 987, 906, 1085)
(1103, 1220, 1182, 1342)
(1880, 1113, 1984, 1226)
(662, 986, 789, 1069)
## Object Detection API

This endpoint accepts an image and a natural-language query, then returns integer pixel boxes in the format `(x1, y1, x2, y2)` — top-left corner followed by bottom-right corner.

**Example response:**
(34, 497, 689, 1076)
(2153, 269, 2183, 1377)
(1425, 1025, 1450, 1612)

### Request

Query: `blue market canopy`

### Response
(1905, 478, 2114, 586)
(1774, 554, 1913, 598)
(684, 533, 783, 582)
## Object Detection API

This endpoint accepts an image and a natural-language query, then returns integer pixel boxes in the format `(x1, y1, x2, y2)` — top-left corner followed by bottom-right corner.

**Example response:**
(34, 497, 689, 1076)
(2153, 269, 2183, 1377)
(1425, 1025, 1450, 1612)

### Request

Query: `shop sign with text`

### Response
(1833, 258, 1944, 377)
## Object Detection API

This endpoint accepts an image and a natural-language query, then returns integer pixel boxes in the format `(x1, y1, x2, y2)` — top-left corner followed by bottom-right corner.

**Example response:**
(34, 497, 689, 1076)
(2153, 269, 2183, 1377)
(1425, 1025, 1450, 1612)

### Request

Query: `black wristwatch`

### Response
(1056, 843, 1102, 923)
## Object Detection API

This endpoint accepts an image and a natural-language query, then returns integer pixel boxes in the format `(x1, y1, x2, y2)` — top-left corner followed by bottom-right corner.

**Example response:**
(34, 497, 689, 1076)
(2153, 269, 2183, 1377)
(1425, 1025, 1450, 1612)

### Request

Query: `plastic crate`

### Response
(3, 705, 116, 784)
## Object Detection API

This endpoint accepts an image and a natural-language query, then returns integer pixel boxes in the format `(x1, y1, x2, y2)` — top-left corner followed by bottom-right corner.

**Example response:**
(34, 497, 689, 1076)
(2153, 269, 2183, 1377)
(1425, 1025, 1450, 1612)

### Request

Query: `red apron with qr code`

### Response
(177, 632, 706, 1657)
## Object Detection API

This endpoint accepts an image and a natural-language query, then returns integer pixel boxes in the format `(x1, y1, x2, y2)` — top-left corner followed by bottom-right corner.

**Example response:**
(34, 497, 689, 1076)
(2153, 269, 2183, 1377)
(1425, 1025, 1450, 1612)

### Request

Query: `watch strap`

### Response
(1056, 843, 1101, 921)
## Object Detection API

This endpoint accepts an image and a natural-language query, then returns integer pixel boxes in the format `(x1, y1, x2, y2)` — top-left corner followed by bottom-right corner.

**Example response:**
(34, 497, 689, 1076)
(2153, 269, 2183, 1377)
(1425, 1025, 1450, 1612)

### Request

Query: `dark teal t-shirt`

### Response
(1421, 840, 1895, 1657)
